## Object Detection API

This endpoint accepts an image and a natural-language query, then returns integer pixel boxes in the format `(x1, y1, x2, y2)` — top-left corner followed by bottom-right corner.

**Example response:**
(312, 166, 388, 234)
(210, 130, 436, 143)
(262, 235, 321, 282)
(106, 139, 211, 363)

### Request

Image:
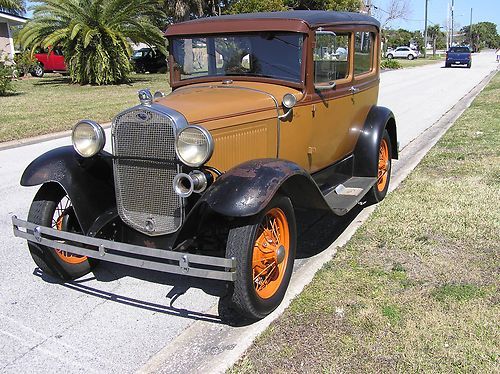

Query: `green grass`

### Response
(229, 73, 500, 373)
(0, 73, 170, 142)
(398, 55, 444, 68)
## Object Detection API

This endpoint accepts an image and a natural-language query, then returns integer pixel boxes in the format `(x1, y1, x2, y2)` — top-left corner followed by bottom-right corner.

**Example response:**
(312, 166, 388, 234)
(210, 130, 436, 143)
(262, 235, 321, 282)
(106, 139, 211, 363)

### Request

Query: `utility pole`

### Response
(451, 0, 454, 46)
(366, 0, 372, 16)
(424, 0, 429, 58)
(469, 8, 473, 50)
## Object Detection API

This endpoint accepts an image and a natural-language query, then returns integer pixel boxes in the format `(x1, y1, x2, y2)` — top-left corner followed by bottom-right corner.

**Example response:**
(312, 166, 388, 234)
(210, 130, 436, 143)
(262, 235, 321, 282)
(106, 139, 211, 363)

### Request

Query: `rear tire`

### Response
(467, 62, 471, 68)
(27, 183, 96, 280)
(225, 195, 296, 320)
(366, 130, 392, 204)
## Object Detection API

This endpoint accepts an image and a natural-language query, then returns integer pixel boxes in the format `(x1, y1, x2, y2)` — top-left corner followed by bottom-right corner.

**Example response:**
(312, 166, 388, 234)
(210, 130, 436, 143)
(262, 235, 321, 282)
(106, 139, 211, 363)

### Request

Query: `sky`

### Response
(372, 0, 500, 32)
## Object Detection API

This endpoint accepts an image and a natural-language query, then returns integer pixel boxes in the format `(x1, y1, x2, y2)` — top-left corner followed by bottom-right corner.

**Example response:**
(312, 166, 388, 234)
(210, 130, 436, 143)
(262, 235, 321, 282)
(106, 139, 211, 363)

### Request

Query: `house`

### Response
(0, 10, 27, 62)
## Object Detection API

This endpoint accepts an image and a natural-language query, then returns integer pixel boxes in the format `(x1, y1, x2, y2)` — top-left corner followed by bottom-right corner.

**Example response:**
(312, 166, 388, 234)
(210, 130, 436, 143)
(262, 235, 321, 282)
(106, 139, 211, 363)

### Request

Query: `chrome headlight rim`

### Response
(175, 125, 214, 168)
(72, 120, 106, 158)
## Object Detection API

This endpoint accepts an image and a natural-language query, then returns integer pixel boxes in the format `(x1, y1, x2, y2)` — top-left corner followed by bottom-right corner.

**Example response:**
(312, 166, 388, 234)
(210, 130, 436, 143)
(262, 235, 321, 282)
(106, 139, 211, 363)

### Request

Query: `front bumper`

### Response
(12, 216, 236, 282)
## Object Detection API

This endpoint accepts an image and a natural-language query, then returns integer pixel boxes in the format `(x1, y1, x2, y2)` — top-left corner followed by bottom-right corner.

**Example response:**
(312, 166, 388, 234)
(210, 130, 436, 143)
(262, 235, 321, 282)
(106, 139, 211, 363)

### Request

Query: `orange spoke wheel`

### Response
(225, 195, 296, 320)
(27, 184, 95, 280)
(377, 137, 390, 192)
(52, 199, 87, 265)
(252, 208, 290, 299)
(367, 129, 392, 204)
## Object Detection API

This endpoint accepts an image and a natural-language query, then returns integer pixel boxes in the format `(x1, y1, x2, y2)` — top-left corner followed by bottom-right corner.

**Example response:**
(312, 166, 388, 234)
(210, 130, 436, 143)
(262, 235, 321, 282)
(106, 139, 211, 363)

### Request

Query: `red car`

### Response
(32, 47, 67, 77)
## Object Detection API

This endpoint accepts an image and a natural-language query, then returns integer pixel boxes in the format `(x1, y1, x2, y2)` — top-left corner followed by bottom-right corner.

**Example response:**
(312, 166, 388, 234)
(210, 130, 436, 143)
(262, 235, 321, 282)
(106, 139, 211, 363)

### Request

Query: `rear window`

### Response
(449, 47, 470, 53)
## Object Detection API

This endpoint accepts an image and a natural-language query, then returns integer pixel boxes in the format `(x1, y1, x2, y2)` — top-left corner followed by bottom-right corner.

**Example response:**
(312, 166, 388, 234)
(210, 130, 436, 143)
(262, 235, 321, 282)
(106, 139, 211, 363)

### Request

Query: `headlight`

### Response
(72, 120, 106, 158)
(175, 126, 214, 167)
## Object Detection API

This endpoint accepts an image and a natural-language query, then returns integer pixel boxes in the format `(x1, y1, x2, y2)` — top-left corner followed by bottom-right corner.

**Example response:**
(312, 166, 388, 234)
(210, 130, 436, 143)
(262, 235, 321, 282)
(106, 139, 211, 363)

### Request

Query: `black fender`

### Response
(353, 106, 398, 178)
(173, 158, 330, 246)
(197, 158, 329, 217)
(21, 146, 116, 234)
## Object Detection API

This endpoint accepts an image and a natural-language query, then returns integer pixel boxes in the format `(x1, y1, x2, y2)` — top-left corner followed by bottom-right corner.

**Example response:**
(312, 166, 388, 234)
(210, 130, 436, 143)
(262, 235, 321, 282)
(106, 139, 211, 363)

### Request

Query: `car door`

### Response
(304, 29, 356, 172)
(348, 29, 379, 152)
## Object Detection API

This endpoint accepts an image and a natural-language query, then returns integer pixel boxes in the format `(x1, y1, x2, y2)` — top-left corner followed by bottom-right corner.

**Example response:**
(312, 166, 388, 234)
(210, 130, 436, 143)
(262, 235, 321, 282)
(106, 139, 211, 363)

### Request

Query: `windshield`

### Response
(171, 32, 304, 83)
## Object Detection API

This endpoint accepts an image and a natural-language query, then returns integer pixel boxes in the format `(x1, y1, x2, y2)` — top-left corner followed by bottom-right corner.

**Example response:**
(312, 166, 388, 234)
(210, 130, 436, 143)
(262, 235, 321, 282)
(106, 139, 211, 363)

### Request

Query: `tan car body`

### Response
(165, 21, 380, 175)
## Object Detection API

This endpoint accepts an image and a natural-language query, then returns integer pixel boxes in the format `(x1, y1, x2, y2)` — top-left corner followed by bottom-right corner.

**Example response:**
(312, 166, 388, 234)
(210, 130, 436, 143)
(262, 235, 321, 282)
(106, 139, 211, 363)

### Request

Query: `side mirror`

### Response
(314, 81, 336, 91)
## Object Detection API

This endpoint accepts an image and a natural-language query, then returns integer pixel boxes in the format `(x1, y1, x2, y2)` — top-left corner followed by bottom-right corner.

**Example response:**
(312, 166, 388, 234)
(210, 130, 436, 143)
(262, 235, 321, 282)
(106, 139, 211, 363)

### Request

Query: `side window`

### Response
(314, 31, 350, 86)
(354, 31, 375, 75)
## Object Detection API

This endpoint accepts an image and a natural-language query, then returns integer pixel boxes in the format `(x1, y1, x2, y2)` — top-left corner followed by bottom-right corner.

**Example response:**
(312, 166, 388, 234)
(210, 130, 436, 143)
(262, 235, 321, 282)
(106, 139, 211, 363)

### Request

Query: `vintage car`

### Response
(12, 11, 397, 320)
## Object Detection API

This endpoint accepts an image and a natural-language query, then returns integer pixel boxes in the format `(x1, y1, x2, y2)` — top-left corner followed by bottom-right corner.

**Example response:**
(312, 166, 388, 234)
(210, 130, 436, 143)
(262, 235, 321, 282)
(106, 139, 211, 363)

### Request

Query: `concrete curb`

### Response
(0, 122, 111, 152)
(138, 70, 498, 374)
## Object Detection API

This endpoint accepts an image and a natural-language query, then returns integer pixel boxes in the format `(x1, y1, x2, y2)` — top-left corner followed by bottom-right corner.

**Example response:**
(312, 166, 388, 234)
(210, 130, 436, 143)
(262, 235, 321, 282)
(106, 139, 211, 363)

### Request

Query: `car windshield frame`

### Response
(169, 31, 306, 87)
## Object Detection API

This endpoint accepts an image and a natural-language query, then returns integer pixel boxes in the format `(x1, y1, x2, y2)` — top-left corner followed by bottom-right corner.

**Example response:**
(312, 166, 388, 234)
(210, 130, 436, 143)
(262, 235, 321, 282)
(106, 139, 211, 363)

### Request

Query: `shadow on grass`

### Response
(31, 75, 158, 87)
(0, 91, 24, 97)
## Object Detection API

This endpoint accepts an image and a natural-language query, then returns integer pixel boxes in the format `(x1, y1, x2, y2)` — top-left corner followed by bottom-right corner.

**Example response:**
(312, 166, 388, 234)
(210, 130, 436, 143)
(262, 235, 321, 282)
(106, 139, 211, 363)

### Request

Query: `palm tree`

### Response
(19, 0, 167, 85)
(0, 0, 25, 15)
(427, 24, 442, 57)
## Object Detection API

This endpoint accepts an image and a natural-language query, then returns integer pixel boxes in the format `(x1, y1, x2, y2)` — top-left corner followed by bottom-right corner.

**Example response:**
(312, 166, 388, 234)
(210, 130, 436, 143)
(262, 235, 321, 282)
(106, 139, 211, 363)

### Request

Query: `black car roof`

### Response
(179, 10, 380, 29)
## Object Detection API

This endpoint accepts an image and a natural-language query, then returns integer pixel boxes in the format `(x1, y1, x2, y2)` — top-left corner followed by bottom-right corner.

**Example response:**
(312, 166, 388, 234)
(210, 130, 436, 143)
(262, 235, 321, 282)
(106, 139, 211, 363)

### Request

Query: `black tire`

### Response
(408, 54, 414, 60)
(225, 195, 296, 320)
(31, 64, 44, 78)
(445, 62, 451, 68)
(366, 129, 392, 204)
(386, 54, 393, 59)
(467, 62, 471, 68)
(27, 183, 96, 280)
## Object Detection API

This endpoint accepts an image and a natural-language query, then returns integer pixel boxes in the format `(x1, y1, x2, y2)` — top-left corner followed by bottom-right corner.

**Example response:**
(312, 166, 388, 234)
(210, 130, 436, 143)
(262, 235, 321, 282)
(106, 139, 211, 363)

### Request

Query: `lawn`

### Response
(0, 73, 170, 143)
(230, 72, 499, 373)
(399, 55, 444, 68)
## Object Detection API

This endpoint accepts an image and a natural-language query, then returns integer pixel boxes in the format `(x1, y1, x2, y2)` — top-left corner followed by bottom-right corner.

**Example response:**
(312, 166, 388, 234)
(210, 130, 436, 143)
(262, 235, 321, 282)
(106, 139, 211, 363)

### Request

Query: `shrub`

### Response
(0, 60, 15, 96)
(13, 51, 38, 77)
(381, 59, 402, 70)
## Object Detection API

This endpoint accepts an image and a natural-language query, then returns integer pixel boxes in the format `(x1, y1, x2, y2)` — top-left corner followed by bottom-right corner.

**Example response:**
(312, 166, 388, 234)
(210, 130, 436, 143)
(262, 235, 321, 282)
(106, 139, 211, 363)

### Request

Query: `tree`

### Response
(286, 0, 362, 11)
(228, 0, 286, 14)
(226, 0, 362, 14)
(19, 0, 166, 85)
(0, 0, 24, 14)
(461, 22, 499, 51)
(427, 24, 445, 56)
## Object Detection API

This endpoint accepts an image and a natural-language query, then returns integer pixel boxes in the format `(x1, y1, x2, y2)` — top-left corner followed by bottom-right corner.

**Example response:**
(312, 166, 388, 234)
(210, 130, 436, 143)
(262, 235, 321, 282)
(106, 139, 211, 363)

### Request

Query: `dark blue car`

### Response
(445, 46, 471, 68)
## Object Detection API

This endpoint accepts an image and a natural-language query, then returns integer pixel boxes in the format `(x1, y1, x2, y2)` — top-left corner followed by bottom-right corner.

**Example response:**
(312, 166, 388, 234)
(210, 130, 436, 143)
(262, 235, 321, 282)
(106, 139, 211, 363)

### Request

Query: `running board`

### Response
(324, 177, 376, 215)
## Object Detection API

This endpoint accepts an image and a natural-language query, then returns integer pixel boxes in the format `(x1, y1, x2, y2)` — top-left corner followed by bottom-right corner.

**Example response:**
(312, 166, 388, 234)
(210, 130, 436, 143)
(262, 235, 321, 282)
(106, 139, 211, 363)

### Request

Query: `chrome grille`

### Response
(112, 107, 182, 236)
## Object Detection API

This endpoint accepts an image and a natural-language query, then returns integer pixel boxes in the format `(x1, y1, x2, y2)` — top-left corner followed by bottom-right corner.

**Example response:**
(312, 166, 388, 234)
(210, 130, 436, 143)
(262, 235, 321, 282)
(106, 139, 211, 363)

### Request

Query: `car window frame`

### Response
(312, 28, 352, 89)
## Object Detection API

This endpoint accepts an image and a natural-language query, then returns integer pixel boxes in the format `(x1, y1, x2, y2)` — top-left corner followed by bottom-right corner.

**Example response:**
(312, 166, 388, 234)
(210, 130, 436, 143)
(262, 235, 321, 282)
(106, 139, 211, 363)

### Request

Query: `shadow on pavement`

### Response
(33, 203, 366, 326)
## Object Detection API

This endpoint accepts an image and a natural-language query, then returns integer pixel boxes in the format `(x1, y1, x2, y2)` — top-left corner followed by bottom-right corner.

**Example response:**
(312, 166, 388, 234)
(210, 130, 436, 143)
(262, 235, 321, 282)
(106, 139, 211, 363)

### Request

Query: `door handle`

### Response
(349, 86, 360, 94)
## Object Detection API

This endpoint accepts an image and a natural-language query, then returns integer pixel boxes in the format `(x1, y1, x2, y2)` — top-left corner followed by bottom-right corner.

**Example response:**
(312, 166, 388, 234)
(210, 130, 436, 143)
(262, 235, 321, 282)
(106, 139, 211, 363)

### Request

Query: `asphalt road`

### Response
(0, 51, 497, 373)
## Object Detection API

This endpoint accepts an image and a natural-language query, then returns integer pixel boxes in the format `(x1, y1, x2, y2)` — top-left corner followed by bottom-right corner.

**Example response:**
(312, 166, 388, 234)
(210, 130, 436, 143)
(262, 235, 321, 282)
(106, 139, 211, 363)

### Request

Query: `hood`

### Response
(155, 82, 303, 128)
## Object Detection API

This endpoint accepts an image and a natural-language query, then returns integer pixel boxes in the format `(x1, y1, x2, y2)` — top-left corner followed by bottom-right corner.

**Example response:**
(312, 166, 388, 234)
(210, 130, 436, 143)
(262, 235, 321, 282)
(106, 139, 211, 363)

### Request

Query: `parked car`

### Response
(12, 11, 398, 320)
(445, 46, 471, 68)
(32, 47, 67, 77)
(385, 46, 419, 60)
(131, 47, 168, 73)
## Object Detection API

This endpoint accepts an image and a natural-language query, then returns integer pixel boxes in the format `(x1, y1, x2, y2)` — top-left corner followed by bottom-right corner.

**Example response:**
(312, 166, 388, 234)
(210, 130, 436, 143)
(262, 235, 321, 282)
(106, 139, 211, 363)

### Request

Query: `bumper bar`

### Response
(12, 216, 236, 282)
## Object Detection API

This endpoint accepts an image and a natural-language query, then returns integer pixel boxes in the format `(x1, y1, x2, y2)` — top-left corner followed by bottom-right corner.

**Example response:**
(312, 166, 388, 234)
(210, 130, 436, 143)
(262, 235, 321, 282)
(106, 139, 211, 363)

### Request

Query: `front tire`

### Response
(367, 130, 392, 204)
(386, 54, 393, 59)
(27, 183, 96, 280)
(31, 64, 44, 78)
(225, 195, 296, 320)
